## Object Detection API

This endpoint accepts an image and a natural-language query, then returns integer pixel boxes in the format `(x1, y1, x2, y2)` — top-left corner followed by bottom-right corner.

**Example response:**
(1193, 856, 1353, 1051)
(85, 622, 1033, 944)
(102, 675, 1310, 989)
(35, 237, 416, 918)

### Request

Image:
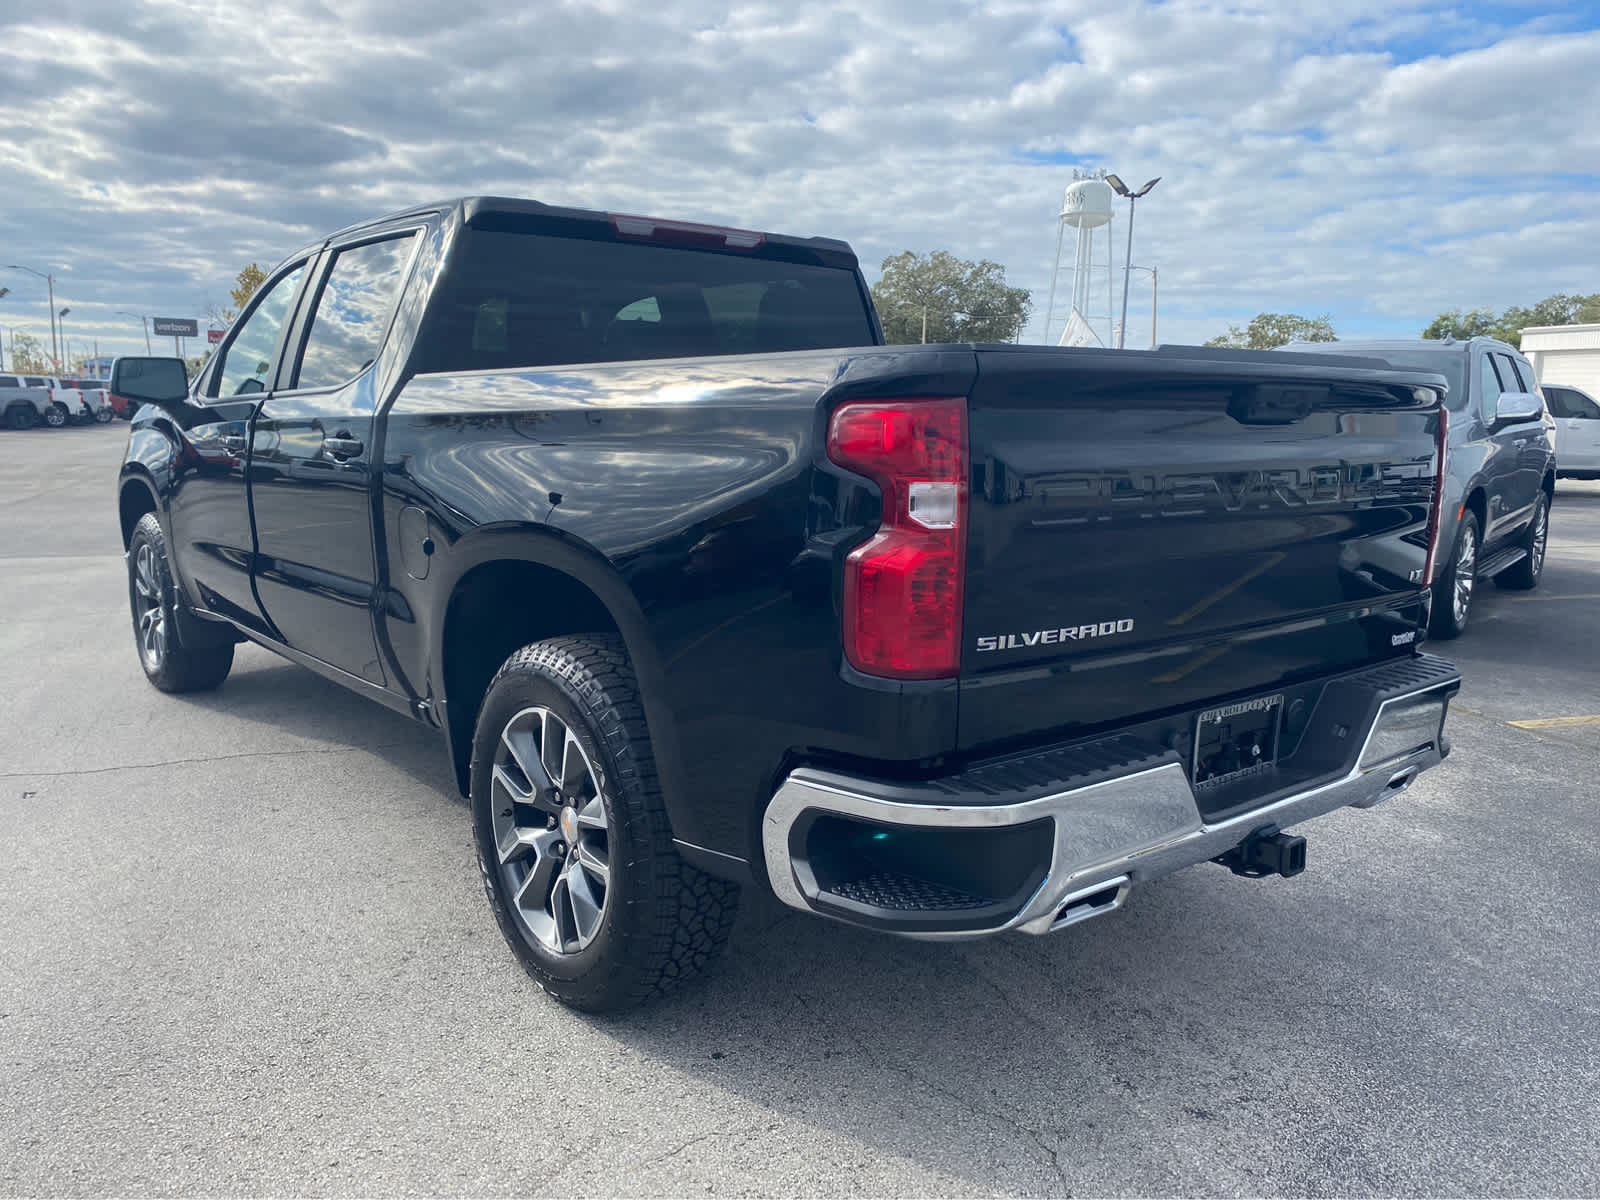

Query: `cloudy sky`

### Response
(1, 0, 1596, 365)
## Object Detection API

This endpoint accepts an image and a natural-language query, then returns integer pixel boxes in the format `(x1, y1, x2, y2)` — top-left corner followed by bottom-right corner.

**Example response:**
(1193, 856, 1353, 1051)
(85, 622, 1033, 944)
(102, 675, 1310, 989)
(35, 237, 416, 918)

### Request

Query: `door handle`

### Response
(323, 434, 364, 460)
(221, 433, 247, 453)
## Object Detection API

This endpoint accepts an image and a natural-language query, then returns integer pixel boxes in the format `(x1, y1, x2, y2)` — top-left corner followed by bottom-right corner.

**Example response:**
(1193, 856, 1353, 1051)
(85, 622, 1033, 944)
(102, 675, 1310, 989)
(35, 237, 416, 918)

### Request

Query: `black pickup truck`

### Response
(114, 197, 1461, 1011)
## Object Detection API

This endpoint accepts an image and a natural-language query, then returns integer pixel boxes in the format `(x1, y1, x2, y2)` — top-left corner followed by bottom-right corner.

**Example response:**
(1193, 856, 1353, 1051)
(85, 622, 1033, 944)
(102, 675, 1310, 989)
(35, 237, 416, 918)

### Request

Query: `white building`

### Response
(1520, 323, 1600, 394)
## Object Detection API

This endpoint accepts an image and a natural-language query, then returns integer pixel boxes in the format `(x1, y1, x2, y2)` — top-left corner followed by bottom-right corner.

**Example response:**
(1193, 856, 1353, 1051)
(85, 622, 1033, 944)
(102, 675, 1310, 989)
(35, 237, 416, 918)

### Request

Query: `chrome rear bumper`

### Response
(761, 655, 1460, 940)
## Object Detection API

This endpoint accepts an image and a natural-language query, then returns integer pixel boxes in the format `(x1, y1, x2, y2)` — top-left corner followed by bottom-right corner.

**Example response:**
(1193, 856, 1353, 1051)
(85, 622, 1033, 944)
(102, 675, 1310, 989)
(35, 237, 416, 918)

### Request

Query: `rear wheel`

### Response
(95, 405, 114, 424)
(1429, 511, 1479, 639)
(5, 404, 38, 431)
(127, 513, 235, 692)
(44, 403, 69, 428)
(471, 634, 738, 1012)
(1496, 493, 1549, 591)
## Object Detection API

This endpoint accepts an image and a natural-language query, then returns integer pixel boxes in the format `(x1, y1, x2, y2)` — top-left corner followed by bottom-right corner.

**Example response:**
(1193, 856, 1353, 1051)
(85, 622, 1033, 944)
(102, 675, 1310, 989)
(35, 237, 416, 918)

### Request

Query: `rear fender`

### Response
(427, 525, 687, 826)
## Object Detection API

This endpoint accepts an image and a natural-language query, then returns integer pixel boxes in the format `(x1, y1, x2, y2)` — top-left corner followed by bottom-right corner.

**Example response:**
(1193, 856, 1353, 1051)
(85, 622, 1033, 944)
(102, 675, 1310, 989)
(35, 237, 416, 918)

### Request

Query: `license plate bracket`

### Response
(1193, 694, 1284, 789)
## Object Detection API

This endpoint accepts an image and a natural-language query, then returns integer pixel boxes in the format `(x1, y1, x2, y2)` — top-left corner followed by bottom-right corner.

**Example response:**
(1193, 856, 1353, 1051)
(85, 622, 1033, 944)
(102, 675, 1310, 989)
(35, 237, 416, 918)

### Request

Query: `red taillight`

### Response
(1423, 407, 1450, 585)
(827, 397, 967, 679)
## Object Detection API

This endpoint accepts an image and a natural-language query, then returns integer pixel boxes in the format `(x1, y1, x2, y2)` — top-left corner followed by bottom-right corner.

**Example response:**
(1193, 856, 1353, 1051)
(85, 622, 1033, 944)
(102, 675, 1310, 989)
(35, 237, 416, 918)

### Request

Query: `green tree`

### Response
(870, 251, 1031, 344)
(1204, 312, 1337, 350)
(7, 331, 50, 373)
(1423, 293, 1600, 348)
(1421, 308, 1501, 342)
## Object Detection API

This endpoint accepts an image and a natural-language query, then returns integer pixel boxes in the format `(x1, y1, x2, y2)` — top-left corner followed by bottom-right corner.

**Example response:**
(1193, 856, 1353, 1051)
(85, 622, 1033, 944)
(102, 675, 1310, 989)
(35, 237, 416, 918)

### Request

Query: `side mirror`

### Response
(109, 356, 189, 407)
(1493, 390, 1543, 427)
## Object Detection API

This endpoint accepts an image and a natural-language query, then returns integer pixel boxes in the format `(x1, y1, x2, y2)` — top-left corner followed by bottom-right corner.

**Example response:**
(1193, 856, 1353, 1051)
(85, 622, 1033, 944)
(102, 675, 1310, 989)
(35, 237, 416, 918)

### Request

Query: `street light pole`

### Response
(1151, 266, 1158, 349)
(58, 308, 71, 372)
(1103, 176, 1161, 350)
(117, 311, 153, 353)
(4, 264, 62, 370)
(1124, 265, 1159, 350)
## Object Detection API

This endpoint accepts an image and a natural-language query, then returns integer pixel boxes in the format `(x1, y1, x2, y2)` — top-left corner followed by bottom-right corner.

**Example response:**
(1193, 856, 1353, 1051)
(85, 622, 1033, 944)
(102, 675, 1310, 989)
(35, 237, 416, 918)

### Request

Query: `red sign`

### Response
(207, 328, 224, 344)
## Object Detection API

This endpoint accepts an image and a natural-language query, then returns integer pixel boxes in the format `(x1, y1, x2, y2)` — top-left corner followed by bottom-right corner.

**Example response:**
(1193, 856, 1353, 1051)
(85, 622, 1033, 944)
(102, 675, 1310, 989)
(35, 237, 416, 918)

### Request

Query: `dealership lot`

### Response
(2, 424, 1597, 1196)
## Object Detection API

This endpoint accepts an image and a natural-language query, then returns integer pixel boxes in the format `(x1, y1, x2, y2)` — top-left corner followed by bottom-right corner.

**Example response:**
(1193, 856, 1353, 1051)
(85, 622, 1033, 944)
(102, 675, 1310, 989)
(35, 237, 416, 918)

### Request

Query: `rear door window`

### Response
(291, 233, 417, 391)
(25, 377, 47, 387)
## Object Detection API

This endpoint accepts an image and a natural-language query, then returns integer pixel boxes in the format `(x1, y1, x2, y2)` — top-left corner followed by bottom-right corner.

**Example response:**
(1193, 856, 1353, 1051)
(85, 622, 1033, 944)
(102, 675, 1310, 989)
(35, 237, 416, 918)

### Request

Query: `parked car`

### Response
(114, 197, 1461, 1011)
(36, 377, 84, 427)
(66, 378, 116, 423)
(1284, 337, 1557, 638)
(106, 379, 140, 420)
(1542, 383, 1600, 479)
(0, 373, 54, 429)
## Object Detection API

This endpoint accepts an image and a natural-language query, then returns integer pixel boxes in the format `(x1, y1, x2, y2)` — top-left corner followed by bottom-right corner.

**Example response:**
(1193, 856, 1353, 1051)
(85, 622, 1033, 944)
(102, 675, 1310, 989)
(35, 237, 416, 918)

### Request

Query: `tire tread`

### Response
(477, 634, 737, 1010)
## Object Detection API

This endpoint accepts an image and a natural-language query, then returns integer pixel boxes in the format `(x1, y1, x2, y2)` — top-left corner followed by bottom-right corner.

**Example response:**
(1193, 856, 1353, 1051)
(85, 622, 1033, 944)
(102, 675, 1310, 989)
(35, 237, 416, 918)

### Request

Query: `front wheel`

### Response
(44, 403, 69, 428)
(471, 634, 738, 1012)
(1429, 511, 1480, 639)
(1496, 493, 1550, 591)
(127, 513, 235, 692)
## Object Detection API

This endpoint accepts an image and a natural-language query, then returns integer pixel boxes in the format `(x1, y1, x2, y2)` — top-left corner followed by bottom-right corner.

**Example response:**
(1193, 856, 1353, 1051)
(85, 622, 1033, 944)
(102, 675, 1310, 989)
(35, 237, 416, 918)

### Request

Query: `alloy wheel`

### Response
(45, 405, 66, 427)
(489, 705, 612, 955)
(132, 542, 167, 670)
(1453, 522, 1477, 626)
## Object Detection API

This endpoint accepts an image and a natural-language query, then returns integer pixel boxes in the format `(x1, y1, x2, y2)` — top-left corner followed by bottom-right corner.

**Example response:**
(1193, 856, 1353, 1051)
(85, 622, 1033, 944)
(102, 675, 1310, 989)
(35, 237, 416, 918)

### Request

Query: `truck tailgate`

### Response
(959, 347, 1445, 752)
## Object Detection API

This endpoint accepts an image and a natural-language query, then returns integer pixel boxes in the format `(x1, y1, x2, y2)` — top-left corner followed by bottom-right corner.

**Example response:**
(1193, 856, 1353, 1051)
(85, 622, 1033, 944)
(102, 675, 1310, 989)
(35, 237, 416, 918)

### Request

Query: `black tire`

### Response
(471, 634, 738, 1012)
(127, 512, 235, 692)
(5, 403, 38, 431)
(44, 402, 69, 428)
(1495, 492, 1550, 591)
(1429, 510, 1480, 639)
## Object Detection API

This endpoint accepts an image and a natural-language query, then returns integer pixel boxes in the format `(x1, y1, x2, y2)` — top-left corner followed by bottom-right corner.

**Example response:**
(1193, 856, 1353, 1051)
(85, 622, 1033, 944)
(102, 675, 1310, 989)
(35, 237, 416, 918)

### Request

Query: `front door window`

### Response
(211, 264, 307, 398)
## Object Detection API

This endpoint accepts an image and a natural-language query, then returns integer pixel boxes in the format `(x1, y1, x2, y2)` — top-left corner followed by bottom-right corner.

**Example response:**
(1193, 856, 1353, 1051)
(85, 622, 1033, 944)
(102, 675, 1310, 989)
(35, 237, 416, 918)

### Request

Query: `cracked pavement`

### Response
(2, 424, 1598, 1196)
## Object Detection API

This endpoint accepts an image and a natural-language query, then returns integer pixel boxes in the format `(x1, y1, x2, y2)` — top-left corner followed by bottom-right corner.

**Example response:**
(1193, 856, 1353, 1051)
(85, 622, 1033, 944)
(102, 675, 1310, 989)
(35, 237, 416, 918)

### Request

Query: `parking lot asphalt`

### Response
(2, 422, 1598, 1197)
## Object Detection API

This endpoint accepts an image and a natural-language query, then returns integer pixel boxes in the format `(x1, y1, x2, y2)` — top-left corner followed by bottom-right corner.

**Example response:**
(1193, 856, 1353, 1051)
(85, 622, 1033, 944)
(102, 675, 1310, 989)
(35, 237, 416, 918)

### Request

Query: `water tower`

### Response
(1044, 171, 1115, 346)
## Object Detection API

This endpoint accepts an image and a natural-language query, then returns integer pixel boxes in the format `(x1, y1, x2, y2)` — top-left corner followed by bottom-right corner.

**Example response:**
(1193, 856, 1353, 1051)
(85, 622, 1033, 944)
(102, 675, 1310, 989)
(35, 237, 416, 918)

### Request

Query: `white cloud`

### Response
(0, 0, 1596, 361)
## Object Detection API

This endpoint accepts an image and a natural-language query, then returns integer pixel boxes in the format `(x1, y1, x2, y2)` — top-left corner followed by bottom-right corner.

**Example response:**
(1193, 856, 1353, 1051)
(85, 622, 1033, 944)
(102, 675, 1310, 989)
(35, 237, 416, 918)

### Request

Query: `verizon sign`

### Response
(152, 317, 198, 337)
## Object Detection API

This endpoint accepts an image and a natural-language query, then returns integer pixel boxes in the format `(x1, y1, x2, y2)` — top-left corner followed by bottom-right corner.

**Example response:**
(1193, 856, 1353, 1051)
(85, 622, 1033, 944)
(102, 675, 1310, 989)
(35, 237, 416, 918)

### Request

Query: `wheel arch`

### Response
(431, 526, 682, 809)
(118, 471, 161, 550)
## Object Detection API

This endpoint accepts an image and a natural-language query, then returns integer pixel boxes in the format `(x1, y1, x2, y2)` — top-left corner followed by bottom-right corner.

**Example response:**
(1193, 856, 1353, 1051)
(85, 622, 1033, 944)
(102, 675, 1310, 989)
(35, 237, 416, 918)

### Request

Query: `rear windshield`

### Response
(413, 230, 876, 374)
(1301, 344, 1466, 410)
